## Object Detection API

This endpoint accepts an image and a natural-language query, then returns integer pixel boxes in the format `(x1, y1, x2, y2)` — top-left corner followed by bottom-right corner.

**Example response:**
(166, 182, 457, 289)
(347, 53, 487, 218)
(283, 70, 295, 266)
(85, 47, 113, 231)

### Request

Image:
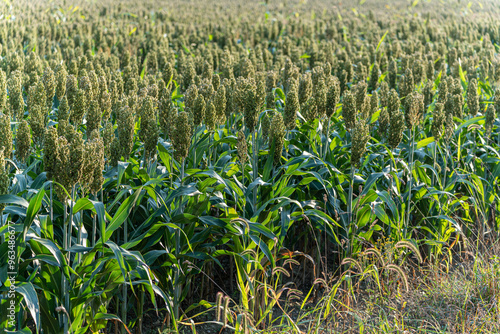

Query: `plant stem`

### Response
(432, 141, 437, 187)
(348, 166, 355, 256)
(406, 127, 415, 237)
(62, 202, 68, 334)
(252, 129, 258, 212)
(50, 183, 53, 225)
(121, 217, 128, 333)
(173, 158, 185, 322)
(324, 119, 331, 159)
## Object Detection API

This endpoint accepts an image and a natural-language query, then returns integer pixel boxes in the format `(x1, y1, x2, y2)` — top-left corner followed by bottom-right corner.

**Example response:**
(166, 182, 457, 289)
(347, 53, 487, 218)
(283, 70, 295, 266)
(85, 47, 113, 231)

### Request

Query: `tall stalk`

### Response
(121, 218, 128, 334)
(252, 129, 258, 211)
(432, 142, 438, 186)
(405, 127, 415, 236)
(173, 158, 185, 321)
(62, 201, 69, 334)
(348, 166, 355, 256)
(50, 183, 53, 225)
(323, 119, 331, 159)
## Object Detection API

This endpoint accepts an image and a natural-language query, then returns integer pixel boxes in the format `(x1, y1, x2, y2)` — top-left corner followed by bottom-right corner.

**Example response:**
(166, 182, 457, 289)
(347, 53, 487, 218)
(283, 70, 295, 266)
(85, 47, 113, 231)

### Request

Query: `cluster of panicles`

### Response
(0, 0, 499, 203)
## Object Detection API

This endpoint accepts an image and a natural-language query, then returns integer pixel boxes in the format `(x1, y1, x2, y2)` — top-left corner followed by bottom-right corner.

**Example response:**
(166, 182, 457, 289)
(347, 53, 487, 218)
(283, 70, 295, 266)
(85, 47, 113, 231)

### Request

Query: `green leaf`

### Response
(416, 137, 435, 149)
(104, 188, 142, 242)
(16, 282, 40, 333)
(376, 30, 388, 53)
(0, 195, 29, 208)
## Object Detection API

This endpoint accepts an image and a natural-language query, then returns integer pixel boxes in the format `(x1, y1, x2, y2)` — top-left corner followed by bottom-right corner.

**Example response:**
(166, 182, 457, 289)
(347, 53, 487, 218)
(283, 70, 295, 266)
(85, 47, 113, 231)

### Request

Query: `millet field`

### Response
(0, 0, 500, 333)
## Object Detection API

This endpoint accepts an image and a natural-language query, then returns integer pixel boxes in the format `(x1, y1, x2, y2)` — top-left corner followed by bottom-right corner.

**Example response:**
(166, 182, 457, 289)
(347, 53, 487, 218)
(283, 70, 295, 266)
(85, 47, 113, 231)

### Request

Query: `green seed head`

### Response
(42, 67, 56, 110)
(326, 76, 341, 118)
(214, 85, 227, 125)
(212, 73, 221, 91)
(237, 130, 248, 165)
(378, 107, 390, 139)
(405, 91, 424, 129)
(65, 124, 85, 187)
(102, 121, 114, 159)
(192, 94, 206, 127)
(66, 74, 78, 109)
(484, 103, 496, 138)
(379, 81, 390, 109)
(71, 89, 87, 126)
(298, 72, 313, 107)
(314, 76, 327, 118)
(431, 102, 445, 139)
(388, 89, 400, 120)
(270, 112, 286, 166)
(241, 58, 255, 79)
(43, 126, 59, 180)
(8, 71, 24, 120)
(16, 120, 31, 163)
(388, 109, 405, 149)
(79, 75, 94, 102)
(243, 78, 259, 132)
(117, 105, 135, 160)
(0, 112, 13, 159)
(437, 78, 448, 104)
(284, 81, 299, 130)
(89, 133, 105, 195)
(205, 99, 216, 131)
(140, 96, 159, 161)
(58, 95, 71, 123)
(342, 90, 356, 131)
(162, 62, 174, 90)
(450, 93, 463, 120)
(202, 60, 213, 81)
(159, 95, 176, 138)
(368, 62, 380, 92)
(423, 80, 434, 109)
(303, 96, 319, 123)
(86, 100, 101, 138)
(351, 117, 370, 168)
(261, 111, 272, 141)
(354, 82, 367, 112)
(388, 57, 398, 89)
(0, 148, 9, 211)
(265, 71, 278, 108)
(172, 111, 193, 161)
(400, 68, 414, 99)
(0, 70, 7, 111)
(184, 84, 199, 112)
(467, 79, 479, 116)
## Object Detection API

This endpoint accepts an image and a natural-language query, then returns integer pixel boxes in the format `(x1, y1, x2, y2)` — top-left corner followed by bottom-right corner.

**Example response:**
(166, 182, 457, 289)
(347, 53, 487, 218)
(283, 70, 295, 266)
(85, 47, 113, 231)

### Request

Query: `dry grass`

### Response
(309, 238, 500, 334)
